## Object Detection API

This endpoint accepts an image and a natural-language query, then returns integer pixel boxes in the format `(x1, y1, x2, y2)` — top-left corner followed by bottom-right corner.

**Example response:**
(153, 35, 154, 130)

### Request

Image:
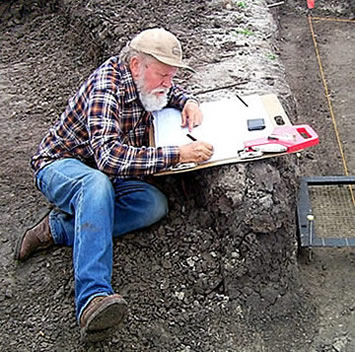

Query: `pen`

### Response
(186, 133, 197, 142)
(236, 94, 248, 108)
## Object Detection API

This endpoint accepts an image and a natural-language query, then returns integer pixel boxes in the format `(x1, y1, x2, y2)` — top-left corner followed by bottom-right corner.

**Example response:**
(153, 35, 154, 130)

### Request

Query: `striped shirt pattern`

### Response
(31, 56, 195, 177)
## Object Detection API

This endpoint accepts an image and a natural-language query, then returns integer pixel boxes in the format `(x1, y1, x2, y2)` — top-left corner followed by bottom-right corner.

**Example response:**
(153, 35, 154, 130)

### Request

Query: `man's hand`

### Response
(178, 141, 214, 163)
(181, 100, 203, 132)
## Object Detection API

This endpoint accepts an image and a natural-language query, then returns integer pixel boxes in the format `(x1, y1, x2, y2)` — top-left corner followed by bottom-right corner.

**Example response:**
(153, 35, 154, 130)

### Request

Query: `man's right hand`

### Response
(178, 141, 214, 163)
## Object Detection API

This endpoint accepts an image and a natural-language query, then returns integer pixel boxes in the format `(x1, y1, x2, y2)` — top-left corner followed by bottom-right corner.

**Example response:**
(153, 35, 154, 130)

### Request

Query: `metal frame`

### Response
(297, 176, 355, 247)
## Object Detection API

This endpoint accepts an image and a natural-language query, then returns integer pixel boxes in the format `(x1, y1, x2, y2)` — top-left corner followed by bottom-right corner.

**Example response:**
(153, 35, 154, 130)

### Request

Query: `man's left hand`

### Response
(181, 100, 203, 132)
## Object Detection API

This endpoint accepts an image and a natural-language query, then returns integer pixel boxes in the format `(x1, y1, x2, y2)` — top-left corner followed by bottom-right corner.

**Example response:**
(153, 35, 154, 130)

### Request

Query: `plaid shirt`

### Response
(31, 56, 195, 177)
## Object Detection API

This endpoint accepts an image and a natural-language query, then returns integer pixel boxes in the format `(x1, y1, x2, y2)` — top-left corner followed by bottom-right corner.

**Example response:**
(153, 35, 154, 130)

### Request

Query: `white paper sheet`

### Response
(153, 95, 274, 164)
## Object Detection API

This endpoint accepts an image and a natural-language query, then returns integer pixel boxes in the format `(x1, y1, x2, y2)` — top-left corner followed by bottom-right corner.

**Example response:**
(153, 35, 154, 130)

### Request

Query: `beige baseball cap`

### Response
(129, 28, 194, 72)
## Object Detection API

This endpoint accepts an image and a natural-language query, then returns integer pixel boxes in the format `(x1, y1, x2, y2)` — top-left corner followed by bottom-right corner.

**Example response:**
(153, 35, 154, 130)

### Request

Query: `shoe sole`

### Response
(81, 297, 128, 342)
(14, 209, 51, 261)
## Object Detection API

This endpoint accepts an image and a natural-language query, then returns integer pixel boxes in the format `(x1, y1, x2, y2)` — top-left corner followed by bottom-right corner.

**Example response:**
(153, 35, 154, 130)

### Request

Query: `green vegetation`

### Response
(235, 28, 254, 36)
(236, 1, 247, 8)
(266, 52, 278, 60)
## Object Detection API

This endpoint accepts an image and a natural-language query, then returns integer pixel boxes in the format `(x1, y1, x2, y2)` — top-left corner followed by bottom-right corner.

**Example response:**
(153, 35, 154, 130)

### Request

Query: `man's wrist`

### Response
(185, 98, 199, 107)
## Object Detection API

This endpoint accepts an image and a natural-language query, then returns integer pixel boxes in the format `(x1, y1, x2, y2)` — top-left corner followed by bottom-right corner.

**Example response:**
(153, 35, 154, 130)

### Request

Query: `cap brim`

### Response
(150, 53, 196, 73)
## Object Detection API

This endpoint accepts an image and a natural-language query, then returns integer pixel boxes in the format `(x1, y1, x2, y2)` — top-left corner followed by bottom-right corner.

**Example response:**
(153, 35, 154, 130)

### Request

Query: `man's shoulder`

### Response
(90, 57, 134, 94)
(93, 57, 124, 83)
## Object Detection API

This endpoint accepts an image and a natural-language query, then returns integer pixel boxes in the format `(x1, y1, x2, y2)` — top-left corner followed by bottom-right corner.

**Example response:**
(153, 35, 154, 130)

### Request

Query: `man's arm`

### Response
(167, 85, 197, 109)
(87, 88, 180, 176)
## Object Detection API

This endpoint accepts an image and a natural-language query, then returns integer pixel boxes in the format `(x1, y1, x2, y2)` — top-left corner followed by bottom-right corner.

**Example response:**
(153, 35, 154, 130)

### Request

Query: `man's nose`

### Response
(161, 77, 172, 88)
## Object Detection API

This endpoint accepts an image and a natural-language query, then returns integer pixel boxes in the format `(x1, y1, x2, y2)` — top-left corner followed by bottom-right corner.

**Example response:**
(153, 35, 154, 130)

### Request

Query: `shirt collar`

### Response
(117, 61, 139, 104)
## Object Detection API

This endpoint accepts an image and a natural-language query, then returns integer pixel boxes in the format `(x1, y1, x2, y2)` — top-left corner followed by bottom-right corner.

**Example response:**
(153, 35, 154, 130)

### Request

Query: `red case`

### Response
(244, 124, 319, 153)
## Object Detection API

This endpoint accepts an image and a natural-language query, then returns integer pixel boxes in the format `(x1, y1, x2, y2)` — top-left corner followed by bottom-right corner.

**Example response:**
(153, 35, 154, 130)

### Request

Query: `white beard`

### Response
(135, 76, 169, 112)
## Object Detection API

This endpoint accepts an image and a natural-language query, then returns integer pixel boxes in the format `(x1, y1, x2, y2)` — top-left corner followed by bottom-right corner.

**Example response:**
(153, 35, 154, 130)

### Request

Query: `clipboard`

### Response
(151, 94, 318, 176)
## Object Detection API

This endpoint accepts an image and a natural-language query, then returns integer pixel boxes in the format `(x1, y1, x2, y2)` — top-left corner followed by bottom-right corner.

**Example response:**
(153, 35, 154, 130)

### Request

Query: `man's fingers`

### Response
(201, 141, 214, 152)
(181, 101, 203, 131)
(179, 141, 213, 163)
(188, 112, 203, 131)
(181, 111, 187, 127)
(195, 142, 214, 161)
(188, 117, 194, 132)
(206, 143, 213, 152)
(203, 148, 214, 160)
(182, 111, 203, 129)
(196, 112, 203, 126)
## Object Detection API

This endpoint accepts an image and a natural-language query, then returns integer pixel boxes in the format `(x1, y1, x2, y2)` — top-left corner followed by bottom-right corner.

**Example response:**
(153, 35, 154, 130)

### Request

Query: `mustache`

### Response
(151, 87, 169, 94)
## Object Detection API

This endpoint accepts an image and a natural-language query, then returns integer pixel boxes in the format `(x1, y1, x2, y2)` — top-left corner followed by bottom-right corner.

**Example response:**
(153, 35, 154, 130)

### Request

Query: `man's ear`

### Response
(129, 56, 140, 79)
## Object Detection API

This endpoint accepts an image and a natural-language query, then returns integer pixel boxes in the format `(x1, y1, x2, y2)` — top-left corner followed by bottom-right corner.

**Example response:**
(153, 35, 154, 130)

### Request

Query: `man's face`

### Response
(140, 59, 178, 93)
(132, 57, 178, 112)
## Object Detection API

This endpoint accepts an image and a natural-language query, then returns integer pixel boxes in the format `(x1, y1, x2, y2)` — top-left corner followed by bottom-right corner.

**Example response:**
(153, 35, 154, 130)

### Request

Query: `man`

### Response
(15, 28, 213, 341)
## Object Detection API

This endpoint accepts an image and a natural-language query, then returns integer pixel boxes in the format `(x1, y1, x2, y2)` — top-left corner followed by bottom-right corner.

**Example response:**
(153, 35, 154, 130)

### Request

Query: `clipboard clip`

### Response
(238, 143, 288, 160)
(238, 148, 264, 160)
(169, 162, 197, 171)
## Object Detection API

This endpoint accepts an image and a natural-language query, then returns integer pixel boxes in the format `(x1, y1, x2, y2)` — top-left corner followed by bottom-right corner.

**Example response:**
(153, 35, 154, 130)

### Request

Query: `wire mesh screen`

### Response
(309, 184, 355, 238)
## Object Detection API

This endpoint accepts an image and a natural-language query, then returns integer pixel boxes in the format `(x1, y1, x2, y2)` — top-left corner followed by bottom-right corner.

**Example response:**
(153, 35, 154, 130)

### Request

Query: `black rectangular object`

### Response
(247, 118, 265, 131)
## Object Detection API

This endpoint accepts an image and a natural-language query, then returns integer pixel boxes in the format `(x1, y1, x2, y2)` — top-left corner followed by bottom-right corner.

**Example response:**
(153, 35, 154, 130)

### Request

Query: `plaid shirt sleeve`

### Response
(167, 85, 199, 110)
(88, 88, 180, 176)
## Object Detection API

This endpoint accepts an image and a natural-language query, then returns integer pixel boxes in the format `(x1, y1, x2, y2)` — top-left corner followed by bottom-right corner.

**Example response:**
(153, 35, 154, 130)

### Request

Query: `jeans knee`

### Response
(84, 170, 114, 201)
(146, 187, 168, 224)
(113, 180, 169, 236)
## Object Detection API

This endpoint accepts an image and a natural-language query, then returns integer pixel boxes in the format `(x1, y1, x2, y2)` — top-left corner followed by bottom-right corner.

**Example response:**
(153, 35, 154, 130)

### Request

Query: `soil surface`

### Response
(0, 0, 354, 351)
(278, 1, 355, 352)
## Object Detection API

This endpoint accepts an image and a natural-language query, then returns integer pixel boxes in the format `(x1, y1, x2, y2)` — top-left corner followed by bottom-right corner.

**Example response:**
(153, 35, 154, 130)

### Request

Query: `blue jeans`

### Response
(36, 158, 168, 321)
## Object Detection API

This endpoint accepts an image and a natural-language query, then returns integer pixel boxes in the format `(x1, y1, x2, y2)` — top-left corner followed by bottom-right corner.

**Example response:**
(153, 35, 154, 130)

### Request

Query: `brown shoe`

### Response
(14, 212, 54, 261)
(80, 294, 128, 342)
